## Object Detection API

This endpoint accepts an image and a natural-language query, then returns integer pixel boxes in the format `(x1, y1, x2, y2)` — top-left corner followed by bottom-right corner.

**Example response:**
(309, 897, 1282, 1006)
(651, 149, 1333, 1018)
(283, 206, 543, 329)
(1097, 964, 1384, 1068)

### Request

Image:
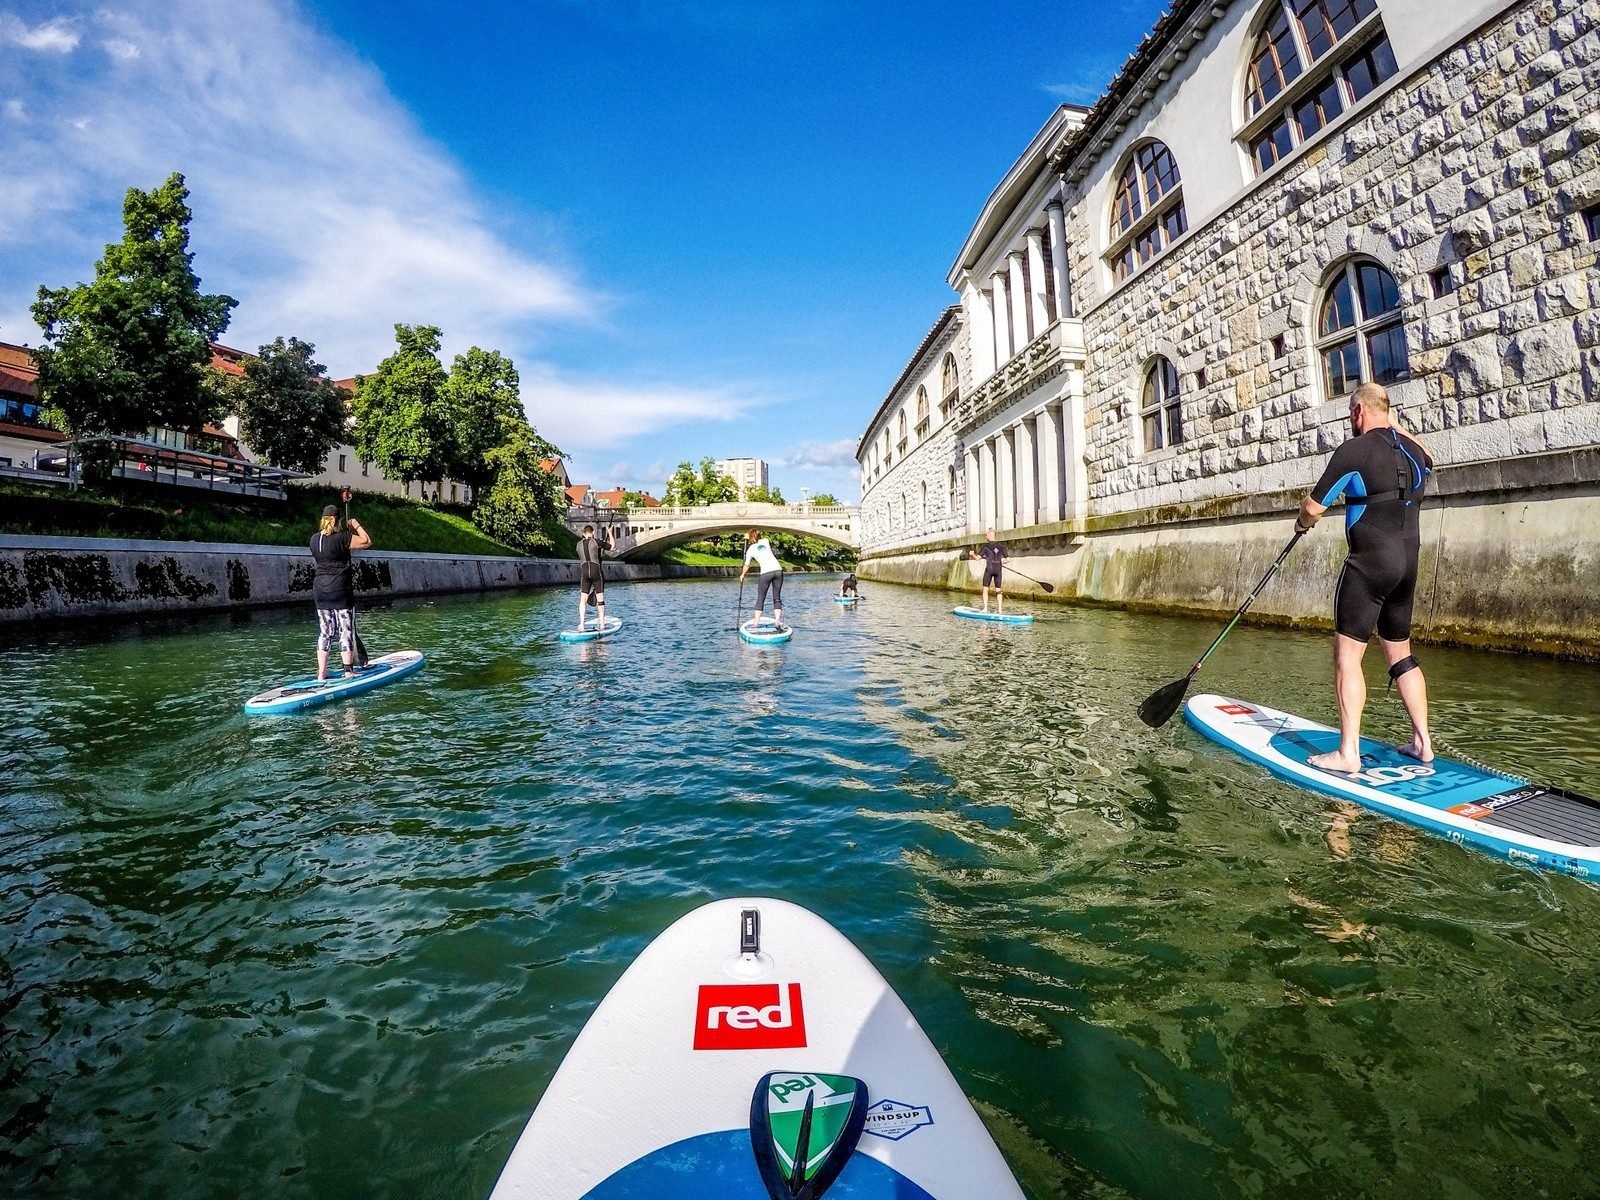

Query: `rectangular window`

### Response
(1195, 368, 1208, 389)
(1272, 334, 1288, 359)
(1343, 34, 1397, 102)
(915, 419, 931, 439)
(362, 460, 370, 476)
(338, 453, 347, 472)
(1162, 205, 1188, 244)
(1323, 340, 1362, 396)
(1584, 204, 1600, 242)
(1135, 224, 1162, 264)
(1294, 76, 1346, 142)
(1165, 401, 1183, 449)
(1253, 118, 1296, 171)
(1142, 409, 1163, 453)
(1367, 323, 1412, 385)
(1113, 245, 1136, 282)
(1428, 265, 1459, 298)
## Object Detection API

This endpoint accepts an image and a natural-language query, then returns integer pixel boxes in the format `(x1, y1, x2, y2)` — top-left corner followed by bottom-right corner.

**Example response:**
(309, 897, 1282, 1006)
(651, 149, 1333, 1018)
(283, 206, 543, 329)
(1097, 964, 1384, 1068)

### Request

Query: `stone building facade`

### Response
(858, 0, 1600, 656)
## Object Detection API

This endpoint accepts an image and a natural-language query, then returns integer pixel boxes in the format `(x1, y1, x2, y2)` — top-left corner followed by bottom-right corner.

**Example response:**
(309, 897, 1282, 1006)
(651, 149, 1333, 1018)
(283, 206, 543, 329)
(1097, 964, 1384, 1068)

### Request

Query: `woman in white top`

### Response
(740, 527, 785, 629)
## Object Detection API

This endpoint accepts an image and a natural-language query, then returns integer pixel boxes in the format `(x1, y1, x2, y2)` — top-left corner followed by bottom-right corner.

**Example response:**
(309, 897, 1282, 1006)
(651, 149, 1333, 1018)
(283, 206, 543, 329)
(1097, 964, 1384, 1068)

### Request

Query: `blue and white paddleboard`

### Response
(833, 596, 858, 606)
(242, 650, 425, 716)
(1185, 694, 1600, 879)
(559, 617, 623, 643)
(951, 606, 1033, 625)
(740, 619, 794, 645)
(489, 897, 1026, 1200)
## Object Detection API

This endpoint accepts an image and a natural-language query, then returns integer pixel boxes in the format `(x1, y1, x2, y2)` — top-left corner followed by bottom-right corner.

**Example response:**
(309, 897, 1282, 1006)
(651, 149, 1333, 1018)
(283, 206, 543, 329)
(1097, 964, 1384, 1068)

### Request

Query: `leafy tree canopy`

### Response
(446, 346, 523, 490)
(353, 324, 453, 486)
(809, 492, 840, 506)
(471, 420, 565, 554)
(744, 484, 785, 504)
(663, 457, 737, 506)
(230, 337, 348, 475)
(31, 173, 237, 443)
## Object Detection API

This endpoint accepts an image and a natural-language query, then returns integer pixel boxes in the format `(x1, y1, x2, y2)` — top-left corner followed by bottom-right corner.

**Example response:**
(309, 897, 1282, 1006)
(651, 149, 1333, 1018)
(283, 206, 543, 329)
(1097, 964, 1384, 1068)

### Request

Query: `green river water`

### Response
(3, 575, 1600, 1199)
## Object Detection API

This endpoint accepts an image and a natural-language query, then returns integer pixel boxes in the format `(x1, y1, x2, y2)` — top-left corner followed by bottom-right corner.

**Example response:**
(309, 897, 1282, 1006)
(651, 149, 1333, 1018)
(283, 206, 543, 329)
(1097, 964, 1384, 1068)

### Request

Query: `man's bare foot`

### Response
(1397, 739, 1434, 763)
(1308, 750, 1362, 773)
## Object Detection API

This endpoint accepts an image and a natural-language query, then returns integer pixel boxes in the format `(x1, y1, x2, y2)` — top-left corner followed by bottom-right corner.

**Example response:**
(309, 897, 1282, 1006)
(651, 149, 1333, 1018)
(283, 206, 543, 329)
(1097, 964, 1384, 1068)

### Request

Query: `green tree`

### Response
(745, 483, 785, 504)
(472, 420, 565, 553)
(30, 173, 236, 479)
(353, 324, 453, 488)
(446, 346, 522, 492)
(663, 457, 737, 506)
(229, 337, 348, 474)
(810, 492, 839, 506)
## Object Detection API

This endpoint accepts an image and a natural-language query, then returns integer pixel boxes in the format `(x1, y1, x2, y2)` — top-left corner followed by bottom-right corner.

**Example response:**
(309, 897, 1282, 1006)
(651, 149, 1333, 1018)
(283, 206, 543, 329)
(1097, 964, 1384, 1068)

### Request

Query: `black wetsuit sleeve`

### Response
(1311, 441, 1363, 507)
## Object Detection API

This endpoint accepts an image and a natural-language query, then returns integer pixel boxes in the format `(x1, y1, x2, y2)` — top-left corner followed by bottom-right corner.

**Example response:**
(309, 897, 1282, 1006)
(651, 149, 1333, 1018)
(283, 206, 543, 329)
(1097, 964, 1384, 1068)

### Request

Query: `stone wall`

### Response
(0, 536, 733, 625)
(1063, 0, 1600, 517)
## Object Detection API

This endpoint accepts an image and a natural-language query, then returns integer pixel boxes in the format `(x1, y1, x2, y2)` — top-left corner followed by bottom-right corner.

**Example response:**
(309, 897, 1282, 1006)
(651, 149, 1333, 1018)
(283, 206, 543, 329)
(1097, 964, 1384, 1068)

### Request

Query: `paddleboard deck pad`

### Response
(489, 897, 1025, 1199)
(559, 617, 623, 643)
(1186, 694, 1600, 879)
(951, 606, 1033, 625)
(740, 620, 794, 644)
(242, 651, 424, 715)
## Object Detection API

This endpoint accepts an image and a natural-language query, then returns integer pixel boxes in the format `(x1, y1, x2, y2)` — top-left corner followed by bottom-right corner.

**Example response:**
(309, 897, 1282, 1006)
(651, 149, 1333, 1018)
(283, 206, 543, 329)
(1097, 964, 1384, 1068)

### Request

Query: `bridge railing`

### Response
(568, 503, 857, 520)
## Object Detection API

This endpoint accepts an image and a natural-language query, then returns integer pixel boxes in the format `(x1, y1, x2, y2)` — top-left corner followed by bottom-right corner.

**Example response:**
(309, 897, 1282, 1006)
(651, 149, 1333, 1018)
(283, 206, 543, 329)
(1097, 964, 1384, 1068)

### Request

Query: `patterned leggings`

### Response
(316, 608, 357, 655)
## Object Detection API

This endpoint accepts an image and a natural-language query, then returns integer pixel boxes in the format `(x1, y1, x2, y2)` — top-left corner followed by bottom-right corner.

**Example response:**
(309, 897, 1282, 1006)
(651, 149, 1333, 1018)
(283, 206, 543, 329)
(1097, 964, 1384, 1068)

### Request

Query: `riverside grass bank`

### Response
(854, 0, 1600, 660)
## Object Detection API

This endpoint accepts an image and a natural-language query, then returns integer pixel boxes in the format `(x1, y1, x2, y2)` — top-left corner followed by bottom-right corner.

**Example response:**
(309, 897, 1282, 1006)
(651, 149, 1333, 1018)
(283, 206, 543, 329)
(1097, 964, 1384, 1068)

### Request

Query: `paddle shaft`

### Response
(1185, 529, 1306, 677)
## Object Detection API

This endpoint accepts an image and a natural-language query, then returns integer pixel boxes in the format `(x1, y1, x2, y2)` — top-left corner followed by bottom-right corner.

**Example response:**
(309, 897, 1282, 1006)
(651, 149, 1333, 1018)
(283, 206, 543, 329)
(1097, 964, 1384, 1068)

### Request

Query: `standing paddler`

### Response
(1294, 382, 1435, 772)
(740, 528, 785, 630)
(309, 503, 372, 681)
(968, 529, 1007, 614)
(576, 523, 614, 632)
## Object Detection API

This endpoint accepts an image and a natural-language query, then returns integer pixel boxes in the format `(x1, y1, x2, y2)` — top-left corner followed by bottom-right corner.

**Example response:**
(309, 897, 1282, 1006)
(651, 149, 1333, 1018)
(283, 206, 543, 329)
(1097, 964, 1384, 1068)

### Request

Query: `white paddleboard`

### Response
(242, 650, 424, 715)
(559, 617, 623, 643)
(951, 606, 1032, 625)
(1186, 694, 1600, 879)
(739, 619, 794, 645)
(489, 897, 1025, 1199)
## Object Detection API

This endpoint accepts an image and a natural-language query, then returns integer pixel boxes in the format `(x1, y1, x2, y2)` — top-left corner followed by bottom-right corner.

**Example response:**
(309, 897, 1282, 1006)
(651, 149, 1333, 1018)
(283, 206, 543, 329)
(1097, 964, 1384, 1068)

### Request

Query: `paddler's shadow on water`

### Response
(1323, 799, 1421, 866)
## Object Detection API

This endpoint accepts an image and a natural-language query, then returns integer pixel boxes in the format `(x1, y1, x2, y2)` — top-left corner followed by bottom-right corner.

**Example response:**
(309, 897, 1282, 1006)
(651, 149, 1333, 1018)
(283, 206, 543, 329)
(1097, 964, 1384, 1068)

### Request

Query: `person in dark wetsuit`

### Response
(839, 572, 859, 598)
(968, 529, 1008, 613)
(576, 524, 614, 632)
(309, 504, 372, 680)
(1296, 382, 1434, 773)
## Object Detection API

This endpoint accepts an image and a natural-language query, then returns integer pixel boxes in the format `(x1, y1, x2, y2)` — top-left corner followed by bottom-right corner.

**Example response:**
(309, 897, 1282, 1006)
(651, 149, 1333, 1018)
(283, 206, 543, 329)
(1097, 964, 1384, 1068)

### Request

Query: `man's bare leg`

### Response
(577, 593, 588, 631)
(1309, 633, 1368, 773)
(317, 646, 330, 682)
(996, 585, 1004, 615)
(1380, 637, 1433, 761)
(980, 583, 990, 612)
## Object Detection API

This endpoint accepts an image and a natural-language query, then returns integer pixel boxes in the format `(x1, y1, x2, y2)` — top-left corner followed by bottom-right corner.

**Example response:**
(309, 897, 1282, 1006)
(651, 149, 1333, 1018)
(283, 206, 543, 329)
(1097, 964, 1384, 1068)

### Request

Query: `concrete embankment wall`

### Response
(859, 450, 1600, 661)
(0, 535, 735, 625)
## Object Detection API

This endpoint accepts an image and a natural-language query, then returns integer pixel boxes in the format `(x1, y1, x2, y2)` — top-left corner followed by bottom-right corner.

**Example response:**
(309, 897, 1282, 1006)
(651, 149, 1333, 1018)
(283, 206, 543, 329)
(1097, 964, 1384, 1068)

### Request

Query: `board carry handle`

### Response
(741, 908, 761, 956)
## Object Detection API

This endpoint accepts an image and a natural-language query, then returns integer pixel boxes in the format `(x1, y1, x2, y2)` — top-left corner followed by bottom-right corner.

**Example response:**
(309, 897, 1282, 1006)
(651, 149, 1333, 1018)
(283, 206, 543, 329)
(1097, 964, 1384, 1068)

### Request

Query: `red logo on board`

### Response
(693, 983, 808, 1050)
(1217, 703, 1255, 716)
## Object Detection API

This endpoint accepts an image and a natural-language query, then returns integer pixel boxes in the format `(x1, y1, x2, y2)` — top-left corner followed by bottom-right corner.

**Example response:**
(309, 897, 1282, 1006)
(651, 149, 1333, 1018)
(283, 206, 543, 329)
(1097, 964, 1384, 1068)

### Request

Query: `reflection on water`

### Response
(3, 577, 1599, 1199)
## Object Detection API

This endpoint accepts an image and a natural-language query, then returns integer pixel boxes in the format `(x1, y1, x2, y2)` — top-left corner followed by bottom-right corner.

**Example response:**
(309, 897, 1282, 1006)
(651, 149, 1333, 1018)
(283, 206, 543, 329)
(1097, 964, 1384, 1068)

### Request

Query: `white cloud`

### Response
(0, 14, 80, 53)
(778, 438, 857, 470)
(522, 367, 755, 453)
(102, 37, 140, 60)
(2, 98, 25, 121)
(1043, 81, 1103, 105)
(0, 0, 592, 375)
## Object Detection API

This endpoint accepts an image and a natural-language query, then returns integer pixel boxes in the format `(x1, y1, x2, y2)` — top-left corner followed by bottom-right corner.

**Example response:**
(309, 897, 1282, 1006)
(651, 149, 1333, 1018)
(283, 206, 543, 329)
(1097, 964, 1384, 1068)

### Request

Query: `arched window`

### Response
(940, 353, 960, 420)
(915, 387, 930, 439)
(1244, 0, 1396, 174)
(1317, 259, 1410, 397)
(947, 466, 957, 514)
(1108, 141, 1187, 283)
(1141, 357, 1183, 453)
(920, 480, 928, 524)
(896, 410, 908, 455)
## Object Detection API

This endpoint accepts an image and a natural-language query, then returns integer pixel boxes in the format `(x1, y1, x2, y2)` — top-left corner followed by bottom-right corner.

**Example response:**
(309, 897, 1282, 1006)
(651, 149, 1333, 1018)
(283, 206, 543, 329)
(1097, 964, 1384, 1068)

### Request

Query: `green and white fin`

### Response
(750, 1071, 867, 1199)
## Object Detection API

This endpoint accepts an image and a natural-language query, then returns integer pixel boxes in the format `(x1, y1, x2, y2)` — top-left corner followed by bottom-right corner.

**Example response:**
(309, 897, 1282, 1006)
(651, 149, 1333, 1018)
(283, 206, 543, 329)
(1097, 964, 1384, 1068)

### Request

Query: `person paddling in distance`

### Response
(968, 530, 1007, 613)
(309, 503, 372, 681)
(740, 528, 785, 630)
(576, 523, 615, 632)
(1295, 382, 1435, 773)
(839, 571, 859, 599)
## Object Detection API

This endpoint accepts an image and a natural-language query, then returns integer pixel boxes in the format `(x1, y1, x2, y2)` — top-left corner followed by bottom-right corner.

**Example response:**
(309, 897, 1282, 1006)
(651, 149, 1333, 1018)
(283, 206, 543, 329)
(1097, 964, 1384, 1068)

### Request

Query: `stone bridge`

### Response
(566, 503, 860, 561)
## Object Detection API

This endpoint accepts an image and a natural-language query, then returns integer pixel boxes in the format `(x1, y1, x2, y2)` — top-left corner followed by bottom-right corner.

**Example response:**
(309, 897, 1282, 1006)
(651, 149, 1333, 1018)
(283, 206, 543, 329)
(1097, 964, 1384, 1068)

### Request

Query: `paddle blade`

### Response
(1138, 674, 1193, 728)
(1036, 581, 1056, 594)
(751, 1072, 867, 1200)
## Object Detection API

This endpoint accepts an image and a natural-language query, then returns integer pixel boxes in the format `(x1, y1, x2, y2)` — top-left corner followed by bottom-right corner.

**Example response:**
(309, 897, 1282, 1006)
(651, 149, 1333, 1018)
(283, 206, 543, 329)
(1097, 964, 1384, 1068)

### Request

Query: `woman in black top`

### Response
(309, 504, 372, 680)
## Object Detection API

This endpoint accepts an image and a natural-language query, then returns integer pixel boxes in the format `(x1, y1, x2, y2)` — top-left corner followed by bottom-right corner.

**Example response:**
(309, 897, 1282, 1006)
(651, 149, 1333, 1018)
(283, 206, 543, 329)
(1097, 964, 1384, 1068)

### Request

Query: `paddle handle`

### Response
(1187, 529, 1306, 676)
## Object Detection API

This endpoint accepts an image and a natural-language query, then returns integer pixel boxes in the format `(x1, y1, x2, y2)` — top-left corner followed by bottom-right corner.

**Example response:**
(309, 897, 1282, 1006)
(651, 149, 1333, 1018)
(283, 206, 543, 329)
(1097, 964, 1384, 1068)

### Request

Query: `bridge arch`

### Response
(566, 503, 859, 563)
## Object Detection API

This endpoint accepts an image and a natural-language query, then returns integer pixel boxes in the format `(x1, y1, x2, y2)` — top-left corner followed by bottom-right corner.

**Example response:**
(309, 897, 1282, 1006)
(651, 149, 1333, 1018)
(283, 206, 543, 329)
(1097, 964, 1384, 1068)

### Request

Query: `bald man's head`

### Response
(1352, 382, 1390, 413)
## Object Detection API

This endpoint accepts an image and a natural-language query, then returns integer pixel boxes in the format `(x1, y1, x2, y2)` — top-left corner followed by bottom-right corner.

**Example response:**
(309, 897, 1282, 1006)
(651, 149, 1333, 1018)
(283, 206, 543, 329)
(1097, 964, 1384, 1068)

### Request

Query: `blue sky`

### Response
(0, 0, 1166, 499)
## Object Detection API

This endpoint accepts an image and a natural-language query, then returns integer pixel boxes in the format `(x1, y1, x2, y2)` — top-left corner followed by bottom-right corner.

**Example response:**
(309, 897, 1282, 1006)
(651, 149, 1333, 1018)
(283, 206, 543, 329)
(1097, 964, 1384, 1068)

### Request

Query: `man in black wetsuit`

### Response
(1296, 382, 1434, 773)
(968, 529, 1007, 613)
(576, 524, 614, 631)
(839, 571, 859, 598)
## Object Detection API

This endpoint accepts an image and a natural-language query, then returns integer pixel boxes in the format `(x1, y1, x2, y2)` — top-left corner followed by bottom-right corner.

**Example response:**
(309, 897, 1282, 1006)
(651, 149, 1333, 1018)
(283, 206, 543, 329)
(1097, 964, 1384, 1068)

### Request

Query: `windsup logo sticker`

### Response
(694, 982, 807, 1050)
(863, 1098, 934, 1141)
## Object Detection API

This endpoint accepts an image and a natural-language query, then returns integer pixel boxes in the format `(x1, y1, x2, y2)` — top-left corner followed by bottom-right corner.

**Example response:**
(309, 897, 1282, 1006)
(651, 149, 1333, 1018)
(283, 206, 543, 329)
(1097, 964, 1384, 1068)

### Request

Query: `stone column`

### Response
(1047, 200, 1071, 320)
(963, 282, 995, 382)
(996, 430, 1016, 531)
(1014, 418, 1036, 529)
(1007, 251, 1030, 349)
(1025, 229, 1050, 335)
(1035, 402, 1063, 524)
(977, 439, 996, 532)
(1063, 372, 1089, 520)
(991, 271, 1012, 367)
(964, 446, 981, 533)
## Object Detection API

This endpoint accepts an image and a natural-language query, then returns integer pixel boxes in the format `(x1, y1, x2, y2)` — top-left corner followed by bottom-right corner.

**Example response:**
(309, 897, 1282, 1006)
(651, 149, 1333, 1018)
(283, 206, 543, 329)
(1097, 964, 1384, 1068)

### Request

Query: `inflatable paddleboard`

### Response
(489, 897, 1026, 1200)
(559, 617, 623, 643)
(833, 596, 858, 606)
(951, 606, 1033, 625)
(740, 619, 794, 645)
(1186, 694, 1600, 879)
(242, 650, 424, 716)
